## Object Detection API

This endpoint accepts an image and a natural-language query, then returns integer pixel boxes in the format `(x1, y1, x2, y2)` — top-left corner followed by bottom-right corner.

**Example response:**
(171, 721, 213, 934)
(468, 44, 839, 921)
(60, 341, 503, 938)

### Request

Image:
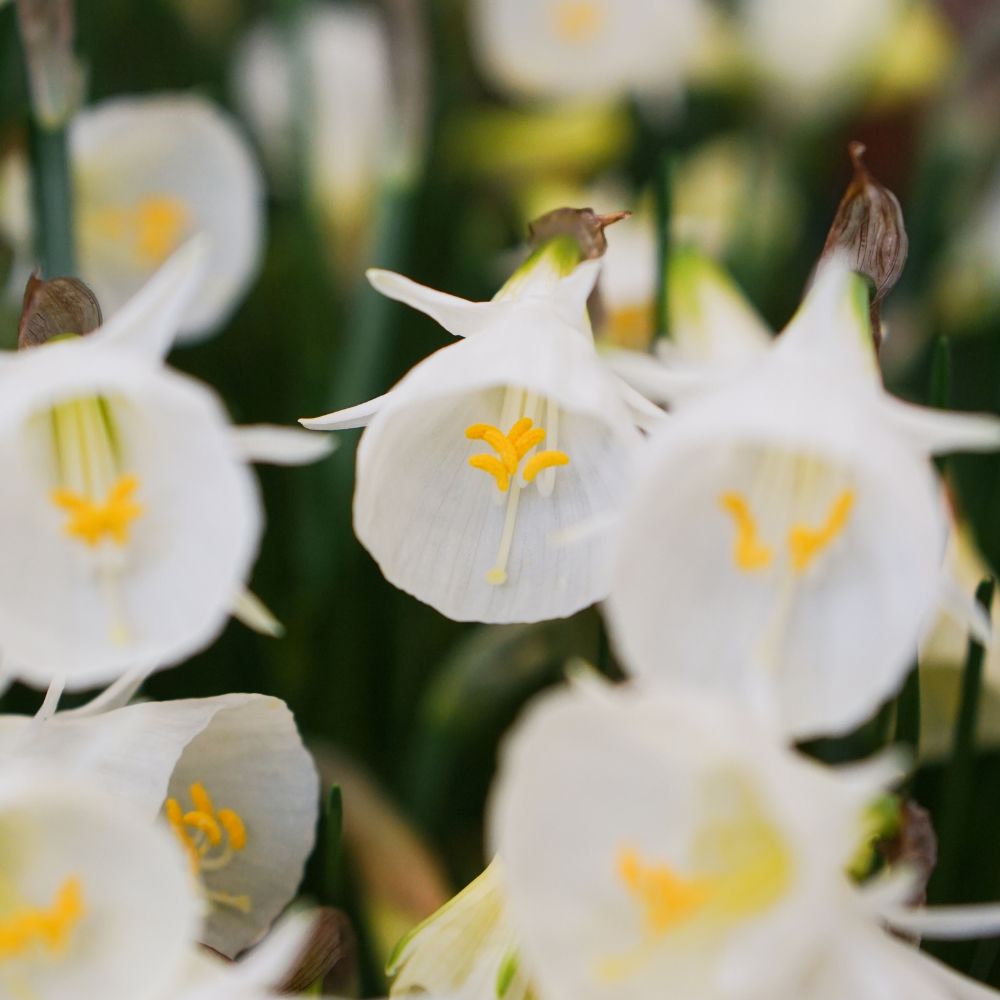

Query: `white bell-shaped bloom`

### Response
(0, 690, 318, 959)
(605, 261, 1000, 738)
(0, 93, 264, 341)
(0, 766, 200, 1000)
(301, 241, 647, 623)
(0, 243, 331, 689)
(389, 857, 532, 1000)
(490, 679, 1000, 1000)
(232, 2, 393, 253)
(470, 0, 708, 104)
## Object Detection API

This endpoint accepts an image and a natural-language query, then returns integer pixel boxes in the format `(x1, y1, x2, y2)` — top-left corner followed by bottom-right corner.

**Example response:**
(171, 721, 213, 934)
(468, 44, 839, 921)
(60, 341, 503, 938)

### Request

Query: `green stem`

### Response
(653, 155, 672, 341)
(895, 662, 921, 757)
(28, 119, 75, 278)
(935, 577, 995, 901)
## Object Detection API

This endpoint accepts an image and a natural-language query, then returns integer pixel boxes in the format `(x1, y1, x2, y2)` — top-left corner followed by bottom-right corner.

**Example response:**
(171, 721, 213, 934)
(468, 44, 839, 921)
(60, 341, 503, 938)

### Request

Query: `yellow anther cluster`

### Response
(90, 196, 189, 266)
(719, 493, 773, 571)
(719, 490, 855, 575)
(0, 877, 84, 959)
(552, 0, 604, 42)
(466, 418, 569, 492)
(52, 474, 144, 548)
(165, 781, 248, 880)
(617, 847, 712, 935)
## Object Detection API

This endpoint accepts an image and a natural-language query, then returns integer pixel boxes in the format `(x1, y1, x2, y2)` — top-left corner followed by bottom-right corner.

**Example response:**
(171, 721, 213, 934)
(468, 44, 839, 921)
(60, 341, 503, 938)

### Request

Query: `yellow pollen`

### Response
(617, 847, 713, 936)
(89, 195, 189, 266)
(552, 0, 604, 42)
(719, 492, 773, 571)
(51, 474, 143, 548)
(164, 781, 248, 891)
(0, 877, 85, 959)
(788, 490, 855, 573)
(465, 418, 570, 492)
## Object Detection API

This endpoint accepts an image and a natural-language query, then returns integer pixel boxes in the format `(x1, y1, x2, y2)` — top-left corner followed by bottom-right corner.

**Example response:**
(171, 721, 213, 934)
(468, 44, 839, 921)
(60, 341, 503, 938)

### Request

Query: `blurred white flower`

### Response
(0, 93, 264, 341)
(605, 260, 1000, 738)
(0, 691, 319, 959)
(470, 0, 708, 104)
(232, 2, 408, 271)
(389, 858, 531, 1000)
(0, 243, 331, 689)
(301, 239, 648, 623)
(490, 679, 1000, 1000)
(0, 766, 199, 1000)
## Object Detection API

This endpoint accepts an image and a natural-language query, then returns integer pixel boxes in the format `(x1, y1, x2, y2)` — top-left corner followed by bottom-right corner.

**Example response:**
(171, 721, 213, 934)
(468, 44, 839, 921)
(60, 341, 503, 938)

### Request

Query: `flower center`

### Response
(465, 388, 571, 587)
(0, 877, 84, 960)
(616, 849, 712, 935)
(86, 195, 190, 267)
(165, 782, 251, 913)
(52, 475, 143, 548)
(551, 0, 604, 43)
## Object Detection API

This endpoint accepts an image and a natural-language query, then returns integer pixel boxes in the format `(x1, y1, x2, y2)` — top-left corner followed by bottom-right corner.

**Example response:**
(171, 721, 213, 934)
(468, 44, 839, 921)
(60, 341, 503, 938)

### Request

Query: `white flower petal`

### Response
(0, 768, 201, 1000)
(354, 319, 640, 622)
(0, 341, 261, 687)
(606, 370, 947, 739)
(299, 390, 393, 430)
(231, 588, 284, 638)
(367, 268, 496, 337)
(89, 237, 209, 361)
(71, 94, 264, 341)
(880, 396, 1000, 455)
(881, 903, 1000, 940)
(231, 424, 336, 465)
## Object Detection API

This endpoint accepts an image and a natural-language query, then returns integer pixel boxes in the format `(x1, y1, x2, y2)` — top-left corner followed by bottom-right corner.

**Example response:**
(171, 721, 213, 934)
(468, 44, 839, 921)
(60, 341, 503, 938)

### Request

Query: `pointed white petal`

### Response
(882, 903, 1000, 940)
(231, 588, 284, 638)
(88, 237, 208, 361)
(881, 396, 1000, 456)
(547, 258, 602, 326)
(367, 268, 495, 337)
(610, 373, 665, 431)
(299, 390, 392, 430)
(231, 424, 335, 465)
(60, 667, 151, 717)
(776, 257, 879, 381)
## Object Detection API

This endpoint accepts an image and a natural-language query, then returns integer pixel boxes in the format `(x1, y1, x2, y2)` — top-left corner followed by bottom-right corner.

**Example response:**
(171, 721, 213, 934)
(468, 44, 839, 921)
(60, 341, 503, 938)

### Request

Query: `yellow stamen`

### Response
(217, 809, 247, 852)
(788, 490, 855, 573)
(207, 890, 252, 914)
(617, 847, 713, 935)
(51, 473, 143, 547)
(522, 450, 570, 482)
(719, 492, 773, 571)
(552, 0, 604, 42)
(0, 877, 85, 958)
(183, 811, 223, 847)
(190, 782, 215, 818)
(469, 454, 510, 492)
(512, 427, 546, 458)
(466, 424, 520, 474)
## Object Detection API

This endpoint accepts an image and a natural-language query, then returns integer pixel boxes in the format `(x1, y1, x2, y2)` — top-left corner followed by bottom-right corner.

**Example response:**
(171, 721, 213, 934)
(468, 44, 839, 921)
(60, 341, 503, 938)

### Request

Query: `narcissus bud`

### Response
(822, 142, 908, 346)
(18, 273, 102, 349)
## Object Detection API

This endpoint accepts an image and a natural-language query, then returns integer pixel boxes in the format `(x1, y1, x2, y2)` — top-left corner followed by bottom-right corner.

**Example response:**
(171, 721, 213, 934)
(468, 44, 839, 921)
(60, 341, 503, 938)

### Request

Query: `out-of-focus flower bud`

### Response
(527, 205, 630, 260)
(14, 0, 83, 126)
(822, 142, 908, 345)
(17, 271, 100, 349)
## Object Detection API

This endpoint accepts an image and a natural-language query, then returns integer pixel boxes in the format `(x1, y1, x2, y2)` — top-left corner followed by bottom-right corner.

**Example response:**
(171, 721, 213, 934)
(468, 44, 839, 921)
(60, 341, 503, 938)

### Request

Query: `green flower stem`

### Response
(27, 116, 75, 278)
(936, 577, 995, 901)
(654, 155, 673, 340)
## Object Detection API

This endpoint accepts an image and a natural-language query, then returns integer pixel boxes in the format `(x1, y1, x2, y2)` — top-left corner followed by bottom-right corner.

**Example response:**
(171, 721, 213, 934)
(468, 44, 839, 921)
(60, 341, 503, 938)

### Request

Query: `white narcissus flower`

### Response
(0, 766, 200, 1000)
(388, 858, 532, 1000)
(0, 242, 332, 689)
(0, 691, 319, 959)
(470, 0, 708, 104)
(605, 260, 1000, 738)
(232, 2, 394, 258)
(301, 238, 649, 623)
(490, 680, 1000, 1000)
(0, 93, 264, 341)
